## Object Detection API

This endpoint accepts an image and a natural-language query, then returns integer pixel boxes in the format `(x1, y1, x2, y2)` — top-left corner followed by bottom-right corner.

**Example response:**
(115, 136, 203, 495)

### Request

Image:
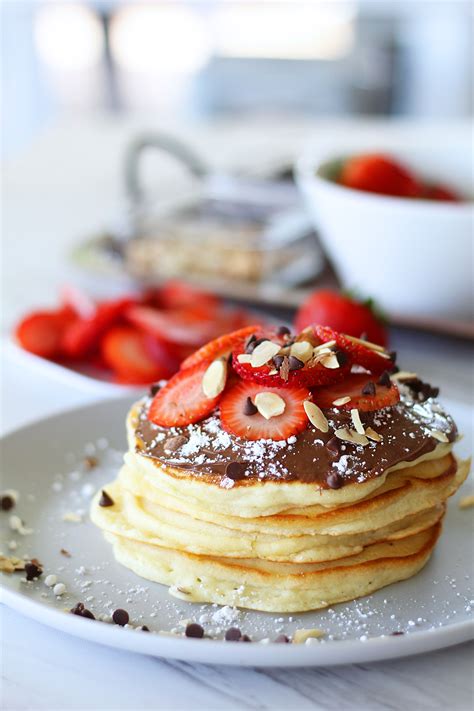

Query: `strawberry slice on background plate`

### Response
(125, 305, 219, 347)
(220, 381, 310, 441)
(312, 325, 394, 375)
(101, 326, 174, 384)
(339, 154, 421, 198)
(148, 361, 221, 427)
(312, 373, 399, 412)
(15, 309, 74, 359)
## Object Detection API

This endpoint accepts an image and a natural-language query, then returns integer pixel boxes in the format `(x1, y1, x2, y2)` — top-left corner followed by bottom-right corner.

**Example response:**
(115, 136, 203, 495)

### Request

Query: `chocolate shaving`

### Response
(288, 356, 304, 371)
(164, 435, 187, 452)
(279, 356, 290, 382)
(99, 490, 114, 507)
(401, 377, 439, 402)
(243, 397, 258, 416)
(362, 381, 376, 396)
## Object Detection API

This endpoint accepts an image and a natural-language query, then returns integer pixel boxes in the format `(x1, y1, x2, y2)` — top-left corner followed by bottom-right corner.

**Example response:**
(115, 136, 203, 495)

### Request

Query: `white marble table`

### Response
(2, 116, 473, 710)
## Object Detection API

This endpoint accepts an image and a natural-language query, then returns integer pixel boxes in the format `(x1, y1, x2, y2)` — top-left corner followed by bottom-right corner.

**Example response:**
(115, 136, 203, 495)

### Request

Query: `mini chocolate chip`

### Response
(71, 602, 85, 615)
(99, 490, 114, 507)
(327, 472, 342, 490)
(81, 609, 95, 620)
(240, 634, 252, 642)
(164, 435, 187, 452)
(225, 461, 248, 481)
(243, 397, 258, 416)
(389, 365, 400, 375)
(335, 349, 348, 367)
(24, 563, 42, 581)
(326, 437, 340, 456)
(272, 355, 285, 369)
(1, 495, 14, 511)
(185, 623, 204, 638)
(288, 356, 304, 371)
(276, 326, 291, 337)
(149, 383, 161, 397)
(391, 631, 404, 636)
(362, 381, 376, 396)
(378, 371, 391, 388)
(275, 634, 290, 643)
(60, 548, 71, 557)
(83, 456, 98, 470)
(389, 351, 397, 363)
(112, 608, 129, 626)
(140, 625, 150, 632)
(246, 335, 265, 354)
(225, 627, 242, 641)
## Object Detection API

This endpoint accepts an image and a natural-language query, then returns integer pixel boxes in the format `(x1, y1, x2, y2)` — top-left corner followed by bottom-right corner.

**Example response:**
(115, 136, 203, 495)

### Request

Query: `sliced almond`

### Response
(303, 401, 329, 432)
(254, 392, 286, 420)
(345, 335, 386, 353)
(431, 430, 449, 443)
(350, 408, 365, 435)
(293, 628, 325, 644)
(320, 353, 340, 369)
(313, 340, 336, 353)
(202, 359, 227, 398)
(333, 396, 351, 406)
(250, 340, 281, 368)
(237, 353, 252, 364)
(334, 427, 369, 446)
(391, 371, 418, 382)
(290, 341, 313, 363)
(459, 494, 474, 510)
(365, 426, 382, 442)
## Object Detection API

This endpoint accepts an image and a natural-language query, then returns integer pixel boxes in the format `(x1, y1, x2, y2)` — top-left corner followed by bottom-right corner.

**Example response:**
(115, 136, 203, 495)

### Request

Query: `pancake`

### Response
(90, 330, 470, 612)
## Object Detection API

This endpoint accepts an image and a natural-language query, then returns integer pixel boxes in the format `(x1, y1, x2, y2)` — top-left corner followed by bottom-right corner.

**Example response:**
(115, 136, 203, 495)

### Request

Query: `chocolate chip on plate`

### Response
(288, 356, 304, 371)
(112, 609, 129, 626)
(99, 490, 114, 507)
(140, 625, 150, 632)
(225, 462, 248, 481)
(240, 634, 252, 642)
(274, 634, 290, 643)
(276, 326, 291, 337)
(70, 602, 95, 619)
(185, 623, 204, 638)
(1, 495, 15, 511)
(362, 381, 376, 396)
(83, 456, 98, 470)
(24, 562, 42, 581)
(225, 627, 242, 641)
(243, 397, 258, 416)
(378, 371, 391, 388)
(327, 472, 343, 490)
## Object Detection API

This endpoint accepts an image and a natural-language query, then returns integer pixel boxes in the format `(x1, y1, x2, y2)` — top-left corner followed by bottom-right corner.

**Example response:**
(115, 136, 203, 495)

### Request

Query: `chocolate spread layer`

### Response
(135, 388, 457, 488)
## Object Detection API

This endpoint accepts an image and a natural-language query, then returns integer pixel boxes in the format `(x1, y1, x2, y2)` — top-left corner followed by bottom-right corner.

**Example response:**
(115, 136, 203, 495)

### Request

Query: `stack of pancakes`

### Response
(91, 394, 468, 613)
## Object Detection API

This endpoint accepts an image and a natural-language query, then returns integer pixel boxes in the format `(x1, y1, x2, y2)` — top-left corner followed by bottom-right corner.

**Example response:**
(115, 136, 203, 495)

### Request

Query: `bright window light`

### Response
(212, 1, 356, 60)
(110, 4, 210, 74)
(34, 2, 103, 71)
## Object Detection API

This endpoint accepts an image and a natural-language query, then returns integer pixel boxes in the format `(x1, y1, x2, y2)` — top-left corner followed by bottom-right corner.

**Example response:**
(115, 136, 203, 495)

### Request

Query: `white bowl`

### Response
(296, 141, 474, 321)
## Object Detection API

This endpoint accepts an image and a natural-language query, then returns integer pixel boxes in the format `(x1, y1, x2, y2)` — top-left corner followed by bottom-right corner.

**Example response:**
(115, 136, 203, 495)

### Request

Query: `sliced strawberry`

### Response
(312, 373, 399, 412)
(125, 305, 218, 347)
(423, 183, 461, 202)
(157, 281, 220, 312)
(181, 325, 259, 370)
(15, 310, 73, 359)
(101, 326, 172, 383)
(62, 297, 135, 359)
(312, 325, 394, 374)
(340, 154, 421, 198)
(60, 284, 96, 319)
(219, 381, 310, 441)
(148, 361, 220, 427)
(232, 353, 351, 389)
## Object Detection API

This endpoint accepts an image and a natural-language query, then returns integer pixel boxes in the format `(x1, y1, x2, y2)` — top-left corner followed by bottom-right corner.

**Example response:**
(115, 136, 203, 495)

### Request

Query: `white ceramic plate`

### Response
(1, 397, 472, 667)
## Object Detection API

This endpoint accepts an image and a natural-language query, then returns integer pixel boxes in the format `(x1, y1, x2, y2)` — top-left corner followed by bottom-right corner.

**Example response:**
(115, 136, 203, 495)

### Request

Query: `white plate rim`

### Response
(1, 396, 473, 667)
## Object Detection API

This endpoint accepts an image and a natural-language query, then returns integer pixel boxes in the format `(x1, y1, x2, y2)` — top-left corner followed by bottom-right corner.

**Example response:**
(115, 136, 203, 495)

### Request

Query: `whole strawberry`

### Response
(295, 290, 387, 347)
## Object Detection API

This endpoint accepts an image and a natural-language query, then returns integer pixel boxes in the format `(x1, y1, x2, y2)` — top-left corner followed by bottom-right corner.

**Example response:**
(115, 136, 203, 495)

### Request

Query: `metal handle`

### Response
(124, 133, 210, 207)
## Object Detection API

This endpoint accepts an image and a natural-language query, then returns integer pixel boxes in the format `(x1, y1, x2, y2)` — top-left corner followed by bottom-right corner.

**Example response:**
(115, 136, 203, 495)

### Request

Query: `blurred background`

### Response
(2, 0, 473, 158)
